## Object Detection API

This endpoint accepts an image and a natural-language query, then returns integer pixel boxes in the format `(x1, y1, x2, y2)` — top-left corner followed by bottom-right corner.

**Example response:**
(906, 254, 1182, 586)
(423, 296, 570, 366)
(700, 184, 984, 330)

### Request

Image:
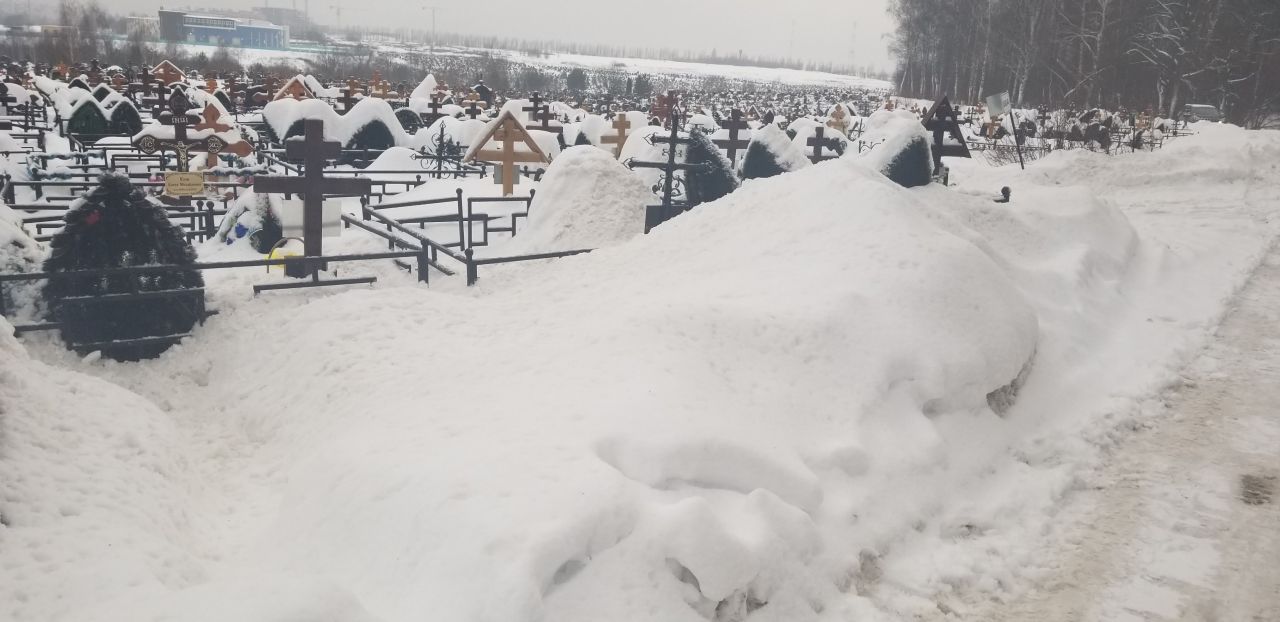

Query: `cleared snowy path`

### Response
(980, 247, 1280, 621)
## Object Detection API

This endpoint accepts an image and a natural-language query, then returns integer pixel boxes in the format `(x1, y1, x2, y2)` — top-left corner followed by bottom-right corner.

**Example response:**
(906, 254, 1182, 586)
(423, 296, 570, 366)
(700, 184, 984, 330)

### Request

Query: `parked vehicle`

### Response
(1182, 104, 1224, 123)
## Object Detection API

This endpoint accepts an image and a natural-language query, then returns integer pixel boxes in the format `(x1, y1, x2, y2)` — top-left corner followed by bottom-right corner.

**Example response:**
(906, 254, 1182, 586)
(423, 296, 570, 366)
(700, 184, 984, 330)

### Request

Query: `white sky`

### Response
(117, 0, 897, 71)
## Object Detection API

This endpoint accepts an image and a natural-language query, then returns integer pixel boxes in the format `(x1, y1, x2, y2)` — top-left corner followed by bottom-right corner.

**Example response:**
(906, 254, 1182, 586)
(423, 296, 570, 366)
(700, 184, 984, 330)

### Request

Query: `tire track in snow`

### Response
(981, 246, 1280, 622)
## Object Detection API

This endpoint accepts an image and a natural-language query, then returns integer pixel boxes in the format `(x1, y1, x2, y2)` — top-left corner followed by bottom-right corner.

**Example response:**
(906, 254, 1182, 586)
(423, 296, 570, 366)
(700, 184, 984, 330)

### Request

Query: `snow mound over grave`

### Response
(495, 146, 650, 254)
(8, 152, 1088, 622)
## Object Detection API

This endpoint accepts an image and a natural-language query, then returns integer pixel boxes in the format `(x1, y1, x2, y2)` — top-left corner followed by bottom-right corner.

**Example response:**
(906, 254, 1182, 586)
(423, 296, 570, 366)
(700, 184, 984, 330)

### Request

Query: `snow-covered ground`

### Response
(169, 40, 890, 90)
(2, 124, 1279, 621)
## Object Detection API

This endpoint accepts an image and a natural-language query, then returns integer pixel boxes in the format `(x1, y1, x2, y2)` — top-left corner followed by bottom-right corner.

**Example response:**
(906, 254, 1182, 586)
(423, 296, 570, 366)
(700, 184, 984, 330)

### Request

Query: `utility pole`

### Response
(422, 5, 439, 67)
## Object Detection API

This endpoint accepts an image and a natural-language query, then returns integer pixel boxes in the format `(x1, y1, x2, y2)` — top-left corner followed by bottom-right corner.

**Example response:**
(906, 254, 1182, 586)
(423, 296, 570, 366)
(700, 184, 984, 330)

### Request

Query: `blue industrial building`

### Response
(158, 10, 289, 50)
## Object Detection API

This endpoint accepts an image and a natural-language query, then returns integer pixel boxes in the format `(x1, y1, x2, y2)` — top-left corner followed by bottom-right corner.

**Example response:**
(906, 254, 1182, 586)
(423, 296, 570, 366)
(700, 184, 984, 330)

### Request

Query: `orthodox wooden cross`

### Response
(600, 114, 631, 158)
(274, 76, 311, 101)
(826, 105, 851, 136)
(922, 96, 972, 169)
(253, 119, 371, 258)
(152, 60, 185, 85)
(807, 126, 839, 163)
(194, 103, 233, 133)
(713, 108, 751, 165)
(464, 111, 549, 196)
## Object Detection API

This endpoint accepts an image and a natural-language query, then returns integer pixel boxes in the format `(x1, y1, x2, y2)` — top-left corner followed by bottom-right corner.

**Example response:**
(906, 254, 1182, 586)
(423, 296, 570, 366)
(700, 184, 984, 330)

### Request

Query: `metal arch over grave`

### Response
(253, 118, 373, 289)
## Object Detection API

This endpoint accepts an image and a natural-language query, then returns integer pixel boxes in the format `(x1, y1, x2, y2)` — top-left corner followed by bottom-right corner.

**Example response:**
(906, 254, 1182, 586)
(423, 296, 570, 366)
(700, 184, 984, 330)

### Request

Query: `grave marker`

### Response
(600, 114, 631, 158)
(463, 110, 550, 196)
(253, 119, 372, 258)
(713, 108, 751, 165)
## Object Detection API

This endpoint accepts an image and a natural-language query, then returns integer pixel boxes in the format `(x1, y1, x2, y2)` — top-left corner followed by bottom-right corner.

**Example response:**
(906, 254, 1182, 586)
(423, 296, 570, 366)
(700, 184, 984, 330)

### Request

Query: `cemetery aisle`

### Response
(981, 247, 1280, 622)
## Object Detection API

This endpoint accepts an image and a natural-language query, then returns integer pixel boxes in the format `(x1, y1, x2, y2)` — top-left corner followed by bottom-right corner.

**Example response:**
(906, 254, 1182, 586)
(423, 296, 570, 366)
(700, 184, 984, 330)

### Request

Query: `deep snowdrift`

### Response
(5, 124, 1280, 622)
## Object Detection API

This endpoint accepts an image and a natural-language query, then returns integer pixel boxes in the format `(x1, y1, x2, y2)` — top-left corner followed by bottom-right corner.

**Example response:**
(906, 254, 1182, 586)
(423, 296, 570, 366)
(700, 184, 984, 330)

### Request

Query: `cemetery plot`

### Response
(0, 59, 1203, 363)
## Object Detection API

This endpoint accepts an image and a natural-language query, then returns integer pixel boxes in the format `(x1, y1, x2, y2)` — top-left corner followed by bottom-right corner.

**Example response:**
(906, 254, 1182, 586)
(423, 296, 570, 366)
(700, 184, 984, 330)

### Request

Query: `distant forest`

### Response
(888, 0, 1280, 126)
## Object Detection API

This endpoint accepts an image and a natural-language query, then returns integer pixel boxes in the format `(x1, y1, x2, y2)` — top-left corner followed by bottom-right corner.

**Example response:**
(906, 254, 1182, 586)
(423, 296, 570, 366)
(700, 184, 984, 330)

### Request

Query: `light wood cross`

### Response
(600, 114, 631, 158)
(826, 105, 851, 136)
(465, 111, 549, 196)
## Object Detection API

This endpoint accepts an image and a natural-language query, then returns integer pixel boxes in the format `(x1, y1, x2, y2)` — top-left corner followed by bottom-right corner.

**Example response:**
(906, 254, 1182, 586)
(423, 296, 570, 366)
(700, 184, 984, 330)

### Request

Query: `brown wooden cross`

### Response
(253, 119, 370, 258)
(713, 108, 751, 164)
(195, 103, 233, 132)
(54, 63, 69, 80)
(465, 111, 549, 196)
(203, 77, 219, 93)
(274, 76, 311, 101)
(152, 60, 185, 85)
(600, 114, 631, 158)
(134, 90, 251, 172)
(826, 105, 851, 136)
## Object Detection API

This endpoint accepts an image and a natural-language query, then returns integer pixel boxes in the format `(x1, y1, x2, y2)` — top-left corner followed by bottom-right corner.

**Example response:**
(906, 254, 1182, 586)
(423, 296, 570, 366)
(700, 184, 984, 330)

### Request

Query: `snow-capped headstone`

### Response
(739, 124, 810, 180)
(499, 145, 651, 253)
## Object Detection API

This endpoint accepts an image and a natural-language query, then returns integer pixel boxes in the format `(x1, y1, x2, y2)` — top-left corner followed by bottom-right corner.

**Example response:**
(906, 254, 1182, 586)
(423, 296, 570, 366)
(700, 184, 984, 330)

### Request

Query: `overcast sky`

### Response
(109, 0, 897, 71)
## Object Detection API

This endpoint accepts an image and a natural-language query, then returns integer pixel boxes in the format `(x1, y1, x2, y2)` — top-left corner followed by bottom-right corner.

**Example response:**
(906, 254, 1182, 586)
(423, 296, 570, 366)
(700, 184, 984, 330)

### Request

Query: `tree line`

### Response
(888, 0, 1280, 126)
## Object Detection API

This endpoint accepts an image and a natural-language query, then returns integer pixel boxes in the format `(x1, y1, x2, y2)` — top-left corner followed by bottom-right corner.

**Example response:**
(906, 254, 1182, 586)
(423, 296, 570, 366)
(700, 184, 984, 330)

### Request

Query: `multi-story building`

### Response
(157, 10, 289, 50)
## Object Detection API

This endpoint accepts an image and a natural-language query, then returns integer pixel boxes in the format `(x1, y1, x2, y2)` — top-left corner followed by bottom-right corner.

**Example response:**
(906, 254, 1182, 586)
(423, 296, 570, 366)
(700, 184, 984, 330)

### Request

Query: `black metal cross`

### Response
(421, 94, 446, 125)
(807, 126, 839, 163)
(625, 107, 707, 208)
(464, 99, 484, 120)
(713, 108, 751, 165)
(253, 119, 371, 258)
(522, 92, 560, 134)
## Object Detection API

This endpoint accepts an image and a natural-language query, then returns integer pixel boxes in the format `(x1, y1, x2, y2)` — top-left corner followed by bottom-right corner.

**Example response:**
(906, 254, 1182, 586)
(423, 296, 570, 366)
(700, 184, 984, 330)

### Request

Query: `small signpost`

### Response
(600, 114, 631, 158)
(713, 108, 751, 165)
(254, 119, 372, 260)
(463, 110, 550, 196)
(983, 91, 1024, 169)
